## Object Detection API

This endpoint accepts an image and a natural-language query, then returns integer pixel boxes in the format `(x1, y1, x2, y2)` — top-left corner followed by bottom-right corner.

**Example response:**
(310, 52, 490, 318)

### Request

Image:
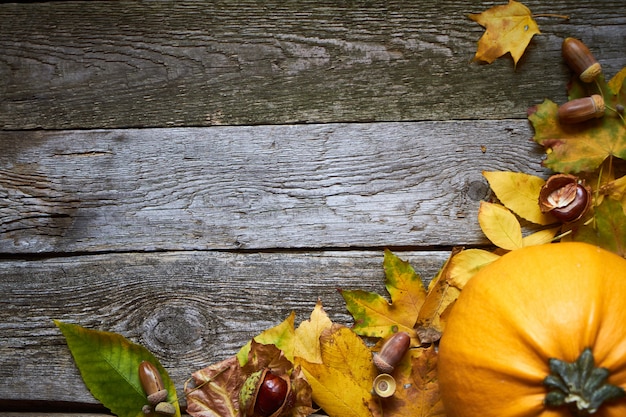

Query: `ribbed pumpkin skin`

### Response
(438, 242, 626, 417)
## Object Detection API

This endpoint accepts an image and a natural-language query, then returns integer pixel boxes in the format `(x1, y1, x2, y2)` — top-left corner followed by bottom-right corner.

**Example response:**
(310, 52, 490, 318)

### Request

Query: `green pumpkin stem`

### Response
(543, 348, 625, 416)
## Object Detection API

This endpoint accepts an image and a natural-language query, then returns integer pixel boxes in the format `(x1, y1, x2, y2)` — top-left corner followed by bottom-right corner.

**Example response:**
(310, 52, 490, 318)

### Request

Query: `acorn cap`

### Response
(373, 374, 397, 398)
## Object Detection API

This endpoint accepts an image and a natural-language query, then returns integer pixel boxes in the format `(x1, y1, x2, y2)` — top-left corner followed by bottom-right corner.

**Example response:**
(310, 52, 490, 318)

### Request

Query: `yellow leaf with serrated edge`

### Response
(294, 300, 333, 364)
(447, 249, 500, 289)
(469, 0, 540, 66)
(297, 325, 381, 417)
(478, 201, 523, 250)
(483, 171, 554, 225)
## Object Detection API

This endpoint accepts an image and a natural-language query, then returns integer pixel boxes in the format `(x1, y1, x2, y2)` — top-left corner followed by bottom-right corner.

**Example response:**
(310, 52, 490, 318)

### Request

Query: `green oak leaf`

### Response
(339, 249, 425, 340)
(529, 69, 626, 173)
(54, 320, 180, 417)
(569, 198, 626, 257)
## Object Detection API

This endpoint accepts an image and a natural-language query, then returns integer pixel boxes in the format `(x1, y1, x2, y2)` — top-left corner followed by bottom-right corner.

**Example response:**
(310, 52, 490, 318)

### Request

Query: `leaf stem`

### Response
(532, 13, 570, 20)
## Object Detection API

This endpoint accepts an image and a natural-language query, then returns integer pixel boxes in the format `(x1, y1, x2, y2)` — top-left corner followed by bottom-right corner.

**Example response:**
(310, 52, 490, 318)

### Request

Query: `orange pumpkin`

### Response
(438, 242, 626, 417)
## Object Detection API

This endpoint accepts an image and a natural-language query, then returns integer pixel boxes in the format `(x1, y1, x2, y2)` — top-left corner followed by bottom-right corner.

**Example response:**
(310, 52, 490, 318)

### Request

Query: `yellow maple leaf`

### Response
(297, 325, 381, 417)
(469, 0, 540, 65)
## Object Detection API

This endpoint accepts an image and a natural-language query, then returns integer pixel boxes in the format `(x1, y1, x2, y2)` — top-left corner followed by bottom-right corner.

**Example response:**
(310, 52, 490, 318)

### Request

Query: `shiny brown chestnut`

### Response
(138, 361, 169, 406)
(239, 369, 294, 417)
(373, 331, 411, 374)
(539, 174, 591, 223)
(562, 37, 602, 83)
(558, 94, 605, 124)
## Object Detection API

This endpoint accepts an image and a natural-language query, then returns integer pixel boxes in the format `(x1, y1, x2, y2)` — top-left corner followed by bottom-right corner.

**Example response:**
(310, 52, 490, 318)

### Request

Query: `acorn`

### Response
(562, 37, 602, 83)
(558, 94, 605, 124)
(373, 331, 411, 374)
(138, 361, 169, 406)
(538, 174, 591, 223)
(239, 369, 294, 417)
(373, 373, 397, 398)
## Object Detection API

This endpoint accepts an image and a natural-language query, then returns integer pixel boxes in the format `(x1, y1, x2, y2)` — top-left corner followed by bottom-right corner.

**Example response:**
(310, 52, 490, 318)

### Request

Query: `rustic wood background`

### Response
(1, 0, 625, 415)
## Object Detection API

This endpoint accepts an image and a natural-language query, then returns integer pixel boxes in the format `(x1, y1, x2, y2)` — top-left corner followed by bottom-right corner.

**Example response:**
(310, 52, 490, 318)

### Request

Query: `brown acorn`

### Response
(558, 95, 605, 124)
(239, 369, 294, 417)
(373, 331, 411, 374)
(539, 174, 591, 223)
(138, 361, 169, 406)
(562, 37, 602, 83)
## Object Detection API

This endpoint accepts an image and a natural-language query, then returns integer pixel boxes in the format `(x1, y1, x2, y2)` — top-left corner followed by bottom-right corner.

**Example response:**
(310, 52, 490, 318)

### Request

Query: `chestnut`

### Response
(538, 174, 591, 223)
(558, 95, 605, 124)
(562, 37, 602, 83)
(138, 361, 169, 406)
(239, 369, 293, 417)
(373, 331, 411, 374)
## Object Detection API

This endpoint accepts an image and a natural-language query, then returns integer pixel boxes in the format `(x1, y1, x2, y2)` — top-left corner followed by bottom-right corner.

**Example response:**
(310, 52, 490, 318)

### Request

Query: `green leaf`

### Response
(570, 198, 626, 256)
(54, 320, 180, 417)
(529, 70, 626, 173)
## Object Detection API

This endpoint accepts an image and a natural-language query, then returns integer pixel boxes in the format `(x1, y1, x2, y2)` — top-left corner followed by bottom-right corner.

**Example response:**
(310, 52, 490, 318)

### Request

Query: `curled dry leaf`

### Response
(414, 247, 463, 341)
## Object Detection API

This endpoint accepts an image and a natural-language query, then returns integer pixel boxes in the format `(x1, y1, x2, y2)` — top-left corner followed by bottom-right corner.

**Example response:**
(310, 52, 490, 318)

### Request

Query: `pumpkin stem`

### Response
(544, 348, 625, 416)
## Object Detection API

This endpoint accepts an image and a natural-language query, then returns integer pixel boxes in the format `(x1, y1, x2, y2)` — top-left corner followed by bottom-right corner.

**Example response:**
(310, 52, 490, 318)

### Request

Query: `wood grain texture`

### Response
(1, 1, 625, 129)
(0, 121, 548, 254)
(0, 249, 449, 405)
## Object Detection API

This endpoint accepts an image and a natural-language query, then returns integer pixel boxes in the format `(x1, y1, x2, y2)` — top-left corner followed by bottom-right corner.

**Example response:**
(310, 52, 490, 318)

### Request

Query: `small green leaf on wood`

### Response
(54, 320, 180, 417)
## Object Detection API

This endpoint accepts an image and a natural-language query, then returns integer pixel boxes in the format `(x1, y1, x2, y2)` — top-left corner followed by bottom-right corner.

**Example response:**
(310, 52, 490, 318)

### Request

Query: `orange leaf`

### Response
(415, 248, 462, 340)
(382, 345, 445, 417)
(469, 0, 540, 65)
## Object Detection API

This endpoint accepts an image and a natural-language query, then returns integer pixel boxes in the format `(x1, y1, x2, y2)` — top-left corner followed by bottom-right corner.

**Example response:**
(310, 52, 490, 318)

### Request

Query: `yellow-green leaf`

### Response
(529, 70, 626, 173)
(483, 171, 553, 225)
(478, 201, 523, 250)
(237, 312, 296, 365)
(340, 249, 424, 339)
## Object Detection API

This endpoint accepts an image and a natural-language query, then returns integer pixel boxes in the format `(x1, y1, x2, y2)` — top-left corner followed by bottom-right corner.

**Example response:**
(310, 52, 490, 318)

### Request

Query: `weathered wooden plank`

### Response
(0, 249, 450, 406)
(0, 121, 549, 254)
(1, 1, 624, 129)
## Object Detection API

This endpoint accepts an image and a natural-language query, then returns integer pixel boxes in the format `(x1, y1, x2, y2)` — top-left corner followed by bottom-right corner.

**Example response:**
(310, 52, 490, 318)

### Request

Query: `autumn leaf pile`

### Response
(54, 2, 626, 417)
